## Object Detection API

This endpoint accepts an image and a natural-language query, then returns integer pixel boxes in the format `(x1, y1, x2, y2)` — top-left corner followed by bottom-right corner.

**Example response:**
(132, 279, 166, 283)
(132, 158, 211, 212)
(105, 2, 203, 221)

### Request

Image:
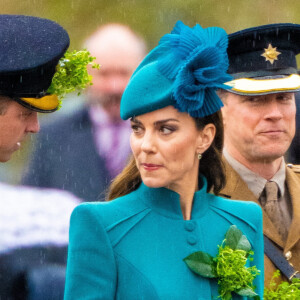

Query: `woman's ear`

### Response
(196, 123, 216, 154)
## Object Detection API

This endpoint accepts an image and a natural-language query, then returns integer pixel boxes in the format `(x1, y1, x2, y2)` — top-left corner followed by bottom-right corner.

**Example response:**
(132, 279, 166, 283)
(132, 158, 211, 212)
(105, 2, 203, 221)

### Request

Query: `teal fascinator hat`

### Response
(120, 20, 232, 120)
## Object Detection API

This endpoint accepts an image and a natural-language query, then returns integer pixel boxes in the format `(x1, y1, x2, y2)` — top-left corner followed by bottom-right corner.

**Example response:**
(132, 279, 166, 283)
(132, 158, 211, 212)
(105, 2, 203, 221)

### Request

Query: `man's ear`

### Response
(196, 123, 216, 154)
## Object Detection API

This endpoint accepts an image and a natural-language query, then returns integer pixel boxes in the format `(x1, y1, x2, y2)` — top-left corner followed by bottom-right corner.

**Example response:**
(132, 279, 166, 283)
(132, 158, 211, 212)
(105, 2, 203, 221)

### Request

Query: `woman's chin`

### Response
(141, 178, 166, 189)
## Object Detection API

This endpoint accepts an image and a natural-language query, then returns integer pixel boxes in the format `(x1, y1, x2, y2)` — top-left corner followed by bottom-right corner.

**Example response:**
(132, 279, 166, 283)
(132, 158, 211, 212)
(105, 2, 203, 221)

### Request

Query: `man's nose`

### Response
(26, 112, 40, 133)
(264, 101, 283, 120)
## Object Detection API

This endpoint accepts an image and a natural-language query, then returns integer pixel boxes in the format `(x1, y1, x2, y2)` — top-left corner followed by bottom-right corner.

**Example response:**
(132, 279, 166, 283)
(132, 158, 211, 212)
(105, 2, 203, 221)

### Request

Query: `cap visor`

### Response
(15, 95, 59, 113)
(225, 74, 300, 95)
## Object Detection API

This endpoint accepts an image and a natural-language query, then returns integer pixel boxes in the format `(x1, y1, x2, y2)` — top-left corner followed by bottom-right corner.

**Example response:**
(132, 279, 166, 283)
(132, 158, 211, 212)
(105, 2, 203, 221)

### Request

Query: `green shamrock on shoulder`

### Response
(183, 225, 260, 300)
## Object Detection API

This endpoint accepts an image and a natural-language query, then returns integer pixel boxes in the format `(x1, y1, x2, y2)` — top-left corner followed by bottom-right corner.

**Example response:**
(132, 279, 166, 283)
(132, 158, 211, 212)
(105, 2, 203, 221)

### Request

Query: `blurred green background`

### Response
(1, 0, 300, 184)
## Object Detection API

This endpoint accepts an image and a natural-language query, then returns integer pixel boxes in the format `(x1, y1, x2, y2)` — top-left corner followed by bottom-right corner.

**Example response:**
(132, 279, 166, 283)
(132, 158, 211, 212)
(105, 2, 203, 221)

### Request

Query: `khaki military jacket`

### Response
(220, 159, 300, 286)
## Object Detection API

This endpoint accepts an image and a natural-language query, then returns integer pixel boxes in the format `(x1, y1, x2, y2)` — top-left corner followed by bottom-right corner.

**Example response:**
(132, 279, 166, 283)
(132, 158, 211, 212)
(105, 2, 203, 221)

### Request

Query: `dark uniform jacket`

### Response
(220, 158, 300, 285)
(22, 107, 111, 202)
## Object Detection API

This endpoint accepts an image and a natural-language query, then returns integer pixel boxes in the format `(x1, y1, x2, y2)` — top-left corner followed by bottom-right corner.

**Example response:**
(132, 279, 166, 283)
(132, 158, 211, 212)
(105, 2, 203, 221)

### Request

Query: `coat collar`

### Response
(137, 175, 210, 220)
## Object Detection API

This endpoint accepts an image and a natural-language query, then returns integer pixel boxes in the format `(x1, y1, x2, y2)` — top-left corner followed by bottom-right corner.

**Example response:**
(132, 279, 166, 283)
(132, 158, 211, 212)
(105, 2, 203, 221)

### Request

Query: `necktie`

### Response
(263, 181, 288, 241)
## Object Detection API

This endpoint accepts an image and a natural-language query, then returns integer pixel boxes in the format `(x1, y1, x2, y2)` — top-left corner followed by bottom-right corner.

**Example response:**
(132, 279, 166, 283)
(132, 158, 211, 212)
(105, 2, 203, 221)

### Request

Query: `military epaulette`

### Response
(286, 163, 300, 173)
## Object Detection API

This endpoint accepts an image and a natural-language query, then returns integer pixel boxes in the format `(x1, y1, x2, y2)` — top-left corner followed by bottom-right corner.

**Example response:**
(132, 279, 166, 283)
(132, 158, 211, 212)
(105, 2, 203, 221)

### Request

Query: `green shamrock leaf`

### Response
(264, 270, 300, 299)
(184, 225, 260, 300)
(183, 251, 215, 278)
(225, 225, 251, 252)
(47, 49, 100, 102)
(236, 287, 259, 297)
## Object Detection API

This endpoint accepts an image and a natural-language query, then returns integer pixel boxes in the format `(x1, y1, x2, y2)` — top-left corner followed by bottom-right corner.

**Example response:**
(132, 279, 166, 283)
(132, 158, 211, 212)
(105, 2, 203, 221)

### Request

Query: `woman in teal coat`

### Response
(64, 21, 264, 299)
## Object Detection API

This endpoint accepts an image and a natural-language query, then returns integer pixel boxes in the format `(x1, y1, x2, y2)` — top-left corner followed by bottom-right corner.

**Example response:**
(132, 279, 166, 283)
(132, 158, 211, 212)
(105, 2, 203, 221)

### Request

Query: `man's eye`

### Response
(246, 97, 260, 102)
(20, 112, 33, 119)
(277, 94, 292, 101)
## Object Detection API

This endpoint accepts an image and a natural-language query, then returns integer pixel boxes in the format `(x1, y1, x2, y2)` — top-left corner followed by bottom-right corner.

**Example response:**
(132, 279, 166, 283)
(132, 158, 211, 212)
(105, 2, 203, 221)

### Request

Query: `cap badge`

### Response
(261, 44, 281, 64)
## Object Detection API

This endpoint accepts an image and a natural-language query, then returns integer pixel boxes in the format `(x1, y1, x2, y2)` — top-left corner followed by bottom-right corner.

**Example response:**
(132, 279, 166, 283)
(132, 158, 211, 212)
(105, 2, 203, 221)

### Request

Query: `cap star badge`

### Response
(261, 44, 281, 64)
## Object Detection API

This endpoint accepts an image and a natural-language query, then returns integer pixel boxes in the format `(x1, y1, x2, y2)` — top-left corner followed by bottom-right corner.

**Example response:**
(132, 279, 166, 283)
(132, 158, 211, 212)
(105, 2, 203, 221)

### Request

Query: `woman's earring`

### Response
(198, 153, 202, 160)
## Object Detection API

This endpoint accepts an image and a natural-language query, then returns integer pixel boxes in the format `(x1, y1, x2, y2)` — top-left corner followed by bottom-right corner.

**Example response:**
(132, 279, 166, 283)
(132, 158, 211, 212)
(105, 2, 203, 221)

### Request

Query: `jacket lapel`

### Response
(220, 158, 284, 248)
(284, 167, 300, 252)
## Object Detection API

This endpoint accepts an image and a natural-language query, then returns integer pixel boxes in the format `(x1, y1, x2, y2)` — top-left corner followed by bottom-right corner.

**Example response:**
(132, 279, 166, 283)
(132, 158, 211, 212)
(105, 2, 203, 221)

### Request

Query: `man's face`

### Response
(0, 99, 40, 162)
(87, 48, 143, 122)
(221, 92, 296, 164)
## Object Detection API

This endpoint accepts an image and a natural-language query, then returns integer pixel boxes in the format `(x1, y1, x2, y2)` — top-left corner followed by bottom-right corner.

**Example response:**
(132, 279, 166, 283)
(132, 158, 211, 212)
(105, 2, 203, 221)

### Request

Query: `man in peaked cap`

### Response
(22, 24, 146, 202)
(0, 14, 69, 162)
(218, 23, 300, 285)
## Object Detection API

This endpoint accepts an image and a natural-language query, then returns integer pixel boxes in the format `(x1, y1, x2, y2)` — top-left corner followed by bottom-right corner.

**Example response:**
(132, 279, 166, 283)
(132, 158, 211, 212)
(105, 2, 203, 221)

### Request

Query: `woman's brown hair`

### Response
(107, 110, 225, 201)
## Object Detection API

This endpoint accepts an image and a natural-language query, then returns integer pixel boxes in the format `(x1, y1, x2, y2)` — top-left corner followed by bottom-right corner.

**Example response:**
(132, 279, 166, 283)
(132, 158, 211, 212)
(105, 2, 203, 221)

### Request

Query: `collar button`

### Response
(187, 236, 197, 245)
(184, 221, 196, 232)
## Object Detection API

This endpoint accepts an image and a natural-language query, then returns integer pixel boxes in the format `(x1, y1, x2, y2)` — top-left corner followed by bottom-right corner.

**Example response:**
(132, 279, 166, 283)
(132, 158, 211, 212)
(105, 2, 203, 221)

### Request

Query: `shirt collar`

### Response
(135, 175, 210, 220)
(88, 104, 130, 128)
(88, 104, 110, 127)
(223, 148, 286, 198)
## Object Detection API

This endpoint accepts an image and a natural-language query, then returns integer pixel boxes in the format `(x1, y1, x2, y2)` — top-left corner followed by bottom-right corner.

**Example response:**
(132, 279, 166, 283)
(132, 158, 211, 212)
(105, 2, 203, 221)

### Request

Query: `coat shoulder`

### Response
(208, 194, 263, 229)
(286, 163, 300, 176)
(71, 190, 149, 229)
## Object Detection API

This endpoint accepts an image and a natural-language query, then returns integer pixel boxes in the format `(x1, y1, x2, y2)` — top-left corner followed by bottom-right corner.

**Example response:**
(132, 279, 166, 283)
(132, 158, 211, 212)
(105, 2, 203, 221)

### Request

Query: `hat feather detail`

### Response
(158, 21, 232, 117)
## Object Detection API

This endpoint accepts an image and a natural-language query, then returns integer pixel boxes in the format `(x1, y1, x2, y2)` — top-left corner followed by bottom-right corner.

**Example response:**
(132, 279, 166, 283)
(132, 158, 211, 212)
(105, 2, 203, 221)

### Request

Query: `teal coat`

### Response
(64, 176, 264, 299)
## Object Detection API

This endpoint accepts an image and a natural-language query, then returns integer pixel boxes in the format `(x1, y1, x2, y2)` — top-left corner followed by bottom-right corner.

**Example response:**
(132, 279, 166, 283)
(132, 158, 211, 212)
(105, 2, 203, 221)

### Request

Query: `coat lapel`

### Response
(220, 159, 284, 248)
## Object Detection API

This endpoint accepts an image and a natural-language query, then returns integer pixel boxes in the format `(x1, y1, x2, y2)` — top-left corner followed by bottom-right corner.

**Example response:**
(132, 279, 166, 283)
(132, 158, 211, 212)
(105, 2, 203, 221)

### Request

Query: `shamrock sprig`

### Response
(183, 225, 260, 300)
(47, 49, 100, 101)
(264, 270, 300, 299)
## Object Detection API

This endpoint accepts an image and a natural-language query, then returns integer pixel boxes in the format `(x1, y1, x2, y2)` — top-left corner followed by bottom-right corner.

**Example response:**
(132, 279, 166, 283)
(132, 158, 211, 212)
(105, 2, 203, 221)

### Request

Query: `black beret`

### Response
(0, 15, 69, 111)
(225, 23, 300, 95)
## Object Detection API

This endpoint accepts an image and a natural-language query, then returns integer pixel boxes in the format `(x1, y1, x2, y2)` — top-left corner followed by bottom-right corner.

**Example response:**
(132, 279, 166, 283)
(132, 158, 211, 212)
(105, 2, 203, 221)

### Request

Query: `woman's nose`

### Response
(141, 132, 156, 153)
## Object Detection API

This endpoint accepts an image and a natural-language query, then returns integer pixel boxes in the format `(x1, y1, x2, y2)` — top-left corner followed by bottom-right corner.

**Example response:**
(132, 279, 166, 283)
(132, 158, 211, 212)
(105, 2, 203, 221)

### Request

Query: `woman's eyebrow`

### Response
(131, 118, 179, 125)
(130, 118, 142, 124)
(154, 118, 179, 125)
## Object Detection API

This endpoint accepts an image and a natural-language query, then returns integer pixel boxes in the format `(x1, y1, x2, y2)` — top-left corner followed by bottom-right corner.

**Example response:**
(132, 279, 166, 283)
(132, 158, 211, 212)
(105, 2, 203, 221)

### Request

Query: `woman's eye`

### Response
(160, 126, 175, 134)
(131, 125, 142, 134)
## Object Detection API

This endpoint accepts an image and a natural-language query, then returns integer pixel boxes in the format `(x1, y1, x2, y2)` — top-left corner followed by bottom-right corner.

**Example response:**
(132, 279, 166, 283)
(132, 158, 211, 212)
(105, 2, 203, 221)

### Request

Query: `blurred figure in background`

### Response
(0, 183, 79, 300)
(22, 23, 147, 202)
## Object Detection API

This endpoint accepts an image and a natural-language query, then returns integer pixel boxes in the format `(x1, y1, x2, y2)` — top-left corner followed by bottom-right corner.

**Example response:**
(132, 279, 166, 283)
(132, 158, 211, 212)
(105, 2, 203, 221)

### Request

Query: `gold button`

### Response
(285, 251, 292, 260)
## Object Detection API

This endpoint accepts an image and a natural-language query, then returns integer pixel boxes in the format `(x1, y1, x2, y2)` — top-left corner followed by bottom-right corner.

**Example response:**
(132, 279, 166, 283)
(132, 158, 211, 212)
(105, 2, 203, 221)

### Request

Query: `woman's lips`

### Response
(141, 163, 162, 171)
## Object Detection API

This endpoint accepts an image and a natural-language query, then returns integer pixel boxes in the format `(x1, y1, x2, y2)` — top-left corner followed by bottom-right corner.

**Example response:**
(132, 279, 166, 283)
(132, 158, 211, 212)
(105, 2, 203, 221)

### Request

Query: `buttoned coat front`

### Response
(220, 159, 300, 285)
(64, 177, 264, 299)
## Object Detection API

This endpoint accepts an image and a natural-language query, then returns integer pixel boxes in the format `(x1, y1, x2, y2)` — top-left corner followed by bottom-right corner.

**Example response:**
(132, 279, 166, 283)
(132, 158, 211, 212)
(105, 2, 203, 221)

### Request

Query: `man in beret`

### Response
(0, 14, 69, 163)
(218, 23, 300, 285)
